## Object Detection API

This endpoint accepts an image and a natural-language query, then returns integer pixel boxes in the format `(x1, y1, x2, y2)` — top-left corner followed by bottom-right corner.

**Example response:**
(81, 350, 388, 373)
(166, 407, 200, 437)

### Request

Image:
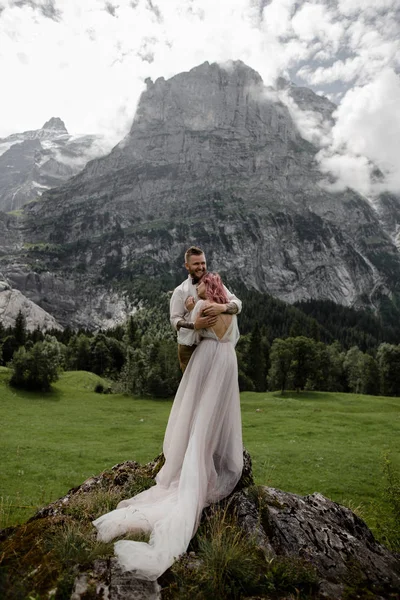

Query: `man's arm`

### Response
(202, 286, 242, 317)
(225, 301, 239, 314)
(176, 314, 217, 330)
(170, 288, 186, 331)
(176, 319, 195, 330)
(224, 286, 242, 314)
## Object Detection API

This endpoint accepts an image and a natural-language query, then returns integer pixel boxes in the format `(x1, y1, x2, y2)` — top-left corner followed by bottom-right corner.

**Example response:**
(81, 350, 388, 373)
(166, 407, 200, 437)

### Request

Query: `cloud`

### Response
(321, 68, 400, 195)
(291, 2, 344, 51)
(11, 0, 61, 21)
(295, 1, 400, 88)
(104, 2, 118, 18)
(0, 0, 399, 204)
(316, 151, 374, 197)
(145, 0, 162, 23)
(282, 67, 400, 197)
(261, 0, 296, 38)
(275, 66, 400, 197)
(277, 88, 332, 148)
(337, 0, 398, 18)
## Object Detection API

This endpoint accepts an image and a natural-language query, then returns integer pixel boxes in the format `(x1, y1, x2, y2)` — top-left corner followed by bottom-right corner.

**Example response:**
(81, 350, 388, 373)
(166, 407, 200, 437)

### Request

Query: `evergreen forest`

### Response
(1, 283, 400, 398)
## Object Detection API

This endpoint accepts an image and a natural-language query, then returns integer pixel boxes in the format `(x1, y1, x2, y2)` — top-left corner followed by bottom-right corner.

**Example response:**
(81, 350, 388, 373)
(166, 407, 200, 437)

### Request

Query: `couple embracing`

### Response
(93, 246, 243, 581)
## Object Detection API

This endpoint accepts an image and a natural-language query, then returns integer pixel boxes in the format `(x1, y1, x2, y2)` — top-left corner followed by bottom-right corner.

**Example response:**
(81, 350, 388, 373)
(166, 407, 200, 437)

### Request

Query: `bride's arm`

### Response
(190, 300, 218, 331)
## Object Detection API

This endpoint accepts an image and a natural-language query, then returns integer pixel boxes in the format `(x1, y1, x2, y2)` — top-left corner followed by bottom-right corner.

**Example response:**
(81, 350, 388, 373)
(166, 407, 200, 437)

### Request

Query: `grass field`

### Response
(1, 367, 399, 534)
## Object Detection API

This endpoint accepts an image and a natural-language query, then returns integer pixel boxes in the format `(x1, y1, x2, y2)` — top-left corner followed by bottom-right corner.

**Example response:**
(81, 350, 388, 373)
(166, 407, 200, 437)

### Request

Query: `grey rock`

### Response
(0, 287, 62, 331)
(30, 456, 164, 521)
(2, 266, 132, 329)
(252, 486, 399, 599)
(291, 83, 337, 122)
(0, 117, 68, 144)
(0, 211, 23, 253)
(71, 560, 161, 600)
(0, 280, 10, 292)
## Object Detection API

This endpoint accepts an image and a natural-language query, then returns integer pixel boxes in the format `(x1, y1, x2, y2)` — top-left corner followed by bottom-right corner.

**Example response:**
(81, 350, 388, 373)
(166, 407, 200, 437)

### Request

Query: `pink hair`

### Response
(202, 272, 229, 304)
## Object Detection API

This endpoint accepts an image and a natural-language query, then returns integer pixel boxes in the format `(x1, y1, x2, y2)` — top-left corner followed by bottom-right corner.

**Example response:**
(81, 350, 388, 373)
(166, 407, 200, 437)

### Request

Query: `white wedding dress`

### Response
(93, 300, 243, 580)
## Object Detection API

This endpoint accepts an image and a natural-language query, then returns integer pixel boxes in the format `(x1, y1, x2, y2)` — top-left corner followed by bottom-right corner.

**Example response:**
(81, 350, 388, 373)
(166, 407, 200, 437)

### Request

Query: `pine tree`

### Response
(14, 310, 27, 348)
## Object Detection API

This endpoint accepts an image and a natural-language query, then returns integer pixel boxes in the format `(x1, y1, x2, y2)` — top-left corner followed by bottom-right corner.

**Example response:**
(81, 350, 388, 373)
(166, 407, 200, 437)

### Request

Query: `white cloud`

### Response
(295, 1, 400, 87)
(312, 69, 400, 195)
(316, 151, 374, 196)
(337, 0, 398, 18)
(1, 0, 284, 139)
(261, 0, 297, 38)
(277, 88, 332, 147)
(291, 2, 344, 51)
(331, 69, 400, 192)
(297, 56, 364, 85)
(273, 62, 400, 197)
(0, 0, 399, 202)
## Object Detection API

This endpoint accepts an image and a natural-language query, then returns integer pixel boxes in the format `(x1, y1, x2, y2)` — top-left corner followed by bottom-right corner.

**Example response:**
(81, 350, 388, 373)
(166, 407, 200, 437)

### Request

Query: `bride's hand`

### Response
(185, 296, 196, 311)
(202, 302, 226, 317)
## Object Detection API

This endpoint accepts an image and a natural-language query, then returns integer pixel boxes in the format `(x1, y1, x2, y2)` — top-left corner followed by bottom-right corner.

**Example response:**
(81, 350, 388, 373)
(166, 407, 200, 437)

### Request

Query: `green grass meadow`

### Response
(1, 367, 399, 535)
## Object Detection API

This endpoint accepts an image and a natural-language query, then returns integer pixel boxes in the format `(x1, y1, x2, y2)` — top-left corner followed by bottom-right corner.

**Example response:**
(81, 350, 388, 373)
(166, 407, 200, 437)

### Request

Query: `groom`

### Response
(170, 246, 242, 372)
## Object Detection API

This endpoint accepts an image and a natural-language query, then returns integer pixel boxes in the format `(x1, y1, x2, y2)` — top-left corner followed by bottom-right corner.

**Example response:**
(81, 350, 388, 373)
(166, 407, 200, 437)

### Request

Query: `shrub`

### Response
(47, 520, 113, 569)
(9, 337, 63, 391)
(162, 503, 319, 599)
(162, 506, 265, 599)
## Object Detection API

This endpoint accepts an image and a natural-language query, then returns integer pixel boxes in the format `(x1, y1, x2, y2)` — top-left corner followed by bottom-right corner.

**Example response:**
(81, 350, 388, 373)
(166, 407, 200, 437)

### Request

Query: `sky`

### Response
(1, 0, 400, 196)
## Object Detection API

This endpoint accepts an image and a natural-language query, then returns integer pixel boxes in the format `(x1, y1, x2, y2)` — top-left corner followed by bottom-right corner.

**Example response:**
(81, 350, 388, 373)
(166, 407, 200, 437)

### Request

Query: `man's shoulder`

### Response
(173, 278, 191, 294)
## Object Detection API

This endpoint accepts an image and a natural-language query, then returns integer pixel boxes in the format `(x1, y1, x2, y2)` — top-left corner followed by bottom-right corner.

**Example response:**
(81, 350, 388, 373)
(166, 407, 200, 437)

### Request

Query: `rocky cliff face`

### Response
(1, 61, 400, 328)
(0, 118, 109, 212)
(0, 279, 62, 331)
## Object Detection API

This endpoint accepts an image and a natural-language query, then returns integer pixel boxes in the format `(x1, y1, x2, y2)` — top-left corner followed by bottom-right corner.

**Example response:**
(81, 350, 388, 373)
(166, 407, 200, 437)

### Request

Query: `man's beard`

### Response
(191, 270, 206, 284)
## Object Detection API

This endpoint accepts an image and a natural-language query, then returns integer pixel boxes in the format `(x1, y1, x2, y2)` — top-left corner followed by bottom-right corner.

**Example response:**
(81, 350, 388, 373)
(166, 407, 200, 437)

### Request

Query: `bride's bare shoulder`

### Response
(213, 313, 233, 338)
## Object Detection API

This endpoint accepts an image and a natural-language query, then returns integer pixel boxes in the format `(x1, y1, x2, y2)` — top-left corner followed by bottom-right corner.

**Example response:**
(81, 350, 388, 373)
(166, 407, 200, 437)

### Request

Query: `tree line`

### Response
(1, 303, 400, 397)
(231, 283, 400, 350)
(238, 328, 400, 397)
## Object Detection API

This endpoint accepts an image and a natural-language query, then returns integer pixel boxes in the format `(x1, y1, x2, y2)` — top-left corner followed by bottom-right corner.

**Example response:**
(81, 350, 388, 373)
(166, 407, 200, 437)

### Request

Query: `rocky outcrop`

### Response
(1, 62, 400, 328)
(1, 453, 398, 600)
(0, 284, 62, 331)
(2, 267, 133, 329)
(235, 487, 400, 599)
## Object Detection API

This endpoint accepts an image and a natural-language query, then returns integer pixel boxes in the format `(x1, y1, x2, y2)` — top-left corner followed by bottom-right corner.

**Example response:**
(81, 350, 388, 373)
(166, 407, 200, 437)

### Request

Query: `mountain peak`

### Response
(42, 117, 68, 133)
(189, 59, 263, 85)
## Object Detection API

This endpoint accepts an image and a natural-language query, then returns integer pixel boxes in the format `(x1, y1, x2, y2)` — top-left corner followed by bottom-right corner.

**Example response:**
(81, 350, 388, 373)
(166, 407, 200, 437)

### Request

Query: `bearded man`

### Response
(170, 246, 242, 372)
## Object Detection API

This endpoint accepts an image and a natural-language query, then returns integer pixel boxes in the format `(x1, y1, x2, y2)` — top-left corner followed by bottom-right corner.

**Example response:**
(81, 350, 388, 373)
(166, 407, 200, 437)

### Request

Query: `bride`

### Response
(93, 272, 243, 581)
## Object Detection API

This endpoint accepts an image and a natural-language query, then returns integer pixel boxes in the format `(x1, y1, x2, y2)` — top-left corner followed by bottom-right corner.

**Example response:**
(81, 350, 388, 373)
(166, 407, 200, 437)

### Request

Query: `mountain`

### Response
(1, 61, 400, 329)
(0, 118, 109, 212)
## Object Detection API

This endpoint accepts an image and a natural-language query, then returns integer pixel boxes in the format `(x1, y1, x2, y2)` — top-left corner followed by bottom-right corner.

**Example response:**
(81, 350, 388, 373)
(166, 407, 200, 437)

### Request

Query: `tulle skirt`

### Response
(93, 338, 243, 580)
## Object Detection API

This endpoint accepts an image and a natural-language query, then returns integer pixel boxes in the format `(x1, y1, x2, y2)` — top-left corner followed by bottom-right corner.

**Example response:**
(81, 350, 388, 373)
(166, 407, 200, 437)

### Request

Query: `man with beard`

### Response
(170, 246, 242, 372)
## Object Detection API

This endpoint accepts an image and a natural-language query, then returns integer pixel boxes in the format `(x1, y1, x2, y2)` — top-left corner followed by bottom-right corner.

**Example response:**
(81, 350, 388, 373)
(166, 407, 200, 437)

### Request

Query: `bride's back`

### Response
(211, 314, 233, 339)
